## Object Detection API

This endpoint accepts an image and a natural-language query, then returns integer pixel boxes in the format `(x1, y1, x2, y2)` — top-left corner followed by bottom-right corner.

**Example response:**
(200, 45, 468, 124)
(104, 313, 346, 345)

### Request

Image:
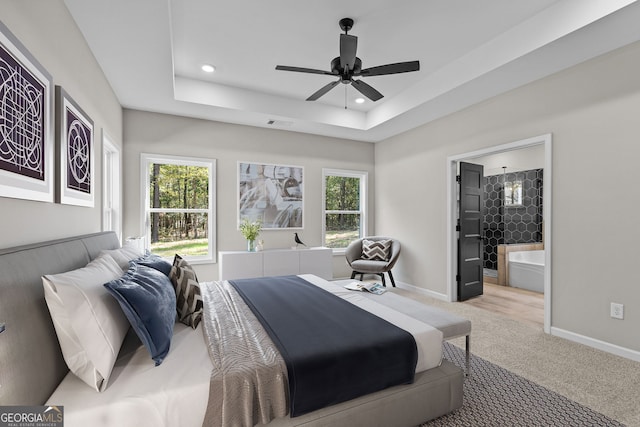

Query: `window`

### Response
(102, 133, 121, 241)
(322, 169, 367, 250)
(141, 154, 216, 263)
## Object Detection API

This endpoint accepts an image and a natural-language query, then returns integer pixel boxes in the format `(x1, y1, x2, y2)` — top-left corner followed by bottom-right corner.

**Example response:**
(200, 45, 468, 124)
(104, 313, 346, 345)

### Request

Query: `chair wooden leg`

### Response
(350, 271, 357, 279)
(360, 273, 364, 281)
(379, 273, 386, 287)
(388, 270, 396, 287)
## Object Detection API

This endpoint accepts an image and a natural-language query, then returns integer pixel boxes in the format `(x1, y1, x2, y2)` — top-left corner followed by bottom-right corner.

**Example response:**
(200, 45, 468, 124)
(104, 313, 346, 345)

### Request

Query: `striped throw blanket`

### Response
(200, 280, 289, 427)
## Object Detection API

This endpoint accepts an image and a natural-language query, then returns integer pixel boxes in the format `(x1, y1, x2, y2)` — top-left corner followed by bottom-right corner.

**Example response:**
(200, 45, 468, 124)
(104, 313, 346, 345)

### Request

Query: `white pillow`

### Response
(43, 253, 129, 391)
(100, 244, 144, 271)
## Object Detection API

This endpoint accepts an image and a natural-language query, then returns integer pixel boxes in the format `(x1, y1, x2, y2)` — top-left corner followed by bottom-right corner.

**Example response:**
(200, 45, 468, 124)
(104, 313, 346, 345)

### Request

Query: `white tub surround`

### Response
(508, 250, 545, 293)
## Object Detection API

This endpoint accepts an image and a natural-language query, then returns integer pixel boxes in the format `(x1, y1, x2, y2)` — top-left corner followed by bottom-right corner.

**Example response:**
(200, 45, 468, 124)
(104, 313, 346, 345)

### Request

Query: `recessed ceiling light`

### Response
(201, 64, 215, 73)
(355, 97, 365, 104)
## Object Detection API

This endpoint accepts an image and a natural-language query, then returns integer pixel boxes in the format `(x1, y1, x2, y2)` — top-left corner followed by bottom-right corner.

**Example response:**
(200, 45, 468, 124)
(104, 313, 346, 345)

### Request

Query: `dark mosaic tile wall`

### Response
(483, 169, 543, 270)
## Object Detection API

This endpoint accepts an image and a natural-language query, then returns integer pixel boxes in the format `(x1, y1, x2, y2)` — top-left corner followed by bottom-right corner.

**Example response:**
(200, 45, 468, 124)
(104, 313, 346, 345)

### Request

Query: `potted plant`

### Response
(239, 219, 262, 252)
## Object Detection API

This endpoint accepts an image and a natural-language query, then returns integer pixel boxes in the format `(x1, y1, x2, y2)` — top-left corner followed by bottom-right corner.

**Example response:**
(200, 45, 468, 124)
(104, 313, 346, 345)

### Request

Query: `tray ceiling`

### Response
(64, 0, 640, 142)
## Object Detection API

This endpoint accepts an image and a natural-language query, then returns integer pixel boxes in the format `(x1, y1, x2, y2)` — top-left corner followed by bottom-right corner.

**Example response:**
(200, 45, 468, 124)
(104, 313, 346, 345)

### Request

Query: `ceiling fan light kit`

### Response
(276, 17, 420, 103)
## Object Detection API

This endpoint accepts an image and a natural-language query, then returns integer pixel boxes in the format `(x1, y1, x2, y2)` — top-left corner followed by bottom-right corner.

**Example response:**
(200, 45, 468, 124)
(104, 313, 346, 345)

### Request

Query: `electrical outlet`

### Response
(610, 303, 624, 320)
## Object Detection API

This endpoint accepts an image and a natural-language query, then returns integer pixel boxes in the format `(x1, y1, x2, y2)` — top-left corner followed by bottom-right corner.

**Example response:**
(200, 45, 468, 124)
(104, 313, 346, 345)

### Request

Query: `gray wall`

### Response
(122, 109, 375, 281)
(375, 41, 640, 353)
(0, 1, 123, 248)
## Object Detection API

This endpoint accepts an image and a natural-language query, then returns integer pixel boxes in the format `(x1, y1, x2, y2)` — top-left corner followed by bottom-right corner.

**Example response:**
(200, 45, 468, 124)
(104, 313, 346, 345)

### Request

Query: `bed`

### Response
(0, 232, 463, 426)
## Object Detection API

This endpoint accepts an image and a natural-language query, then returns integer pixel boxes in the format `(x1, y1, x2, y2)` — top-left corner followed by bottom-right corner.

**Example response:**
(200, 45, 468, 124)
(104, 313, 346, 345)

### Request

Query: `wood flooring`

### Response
(464, 281, 544, 328)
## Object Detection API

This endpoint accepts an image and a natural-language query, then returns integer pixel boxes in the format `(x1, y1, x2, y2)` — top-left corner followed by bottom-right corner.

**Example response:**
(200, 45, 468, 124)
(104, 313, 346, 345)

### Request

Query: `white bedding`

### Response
(47, 274, 443, 427)
(47, 323, 211, 427)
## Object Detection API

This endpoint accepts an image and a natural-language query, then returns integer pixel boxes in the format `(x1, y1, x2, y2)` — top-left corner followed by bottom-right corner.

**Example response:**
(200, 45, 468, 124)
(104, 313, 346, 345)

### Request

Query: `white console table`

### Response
(219, 247, 333, 281)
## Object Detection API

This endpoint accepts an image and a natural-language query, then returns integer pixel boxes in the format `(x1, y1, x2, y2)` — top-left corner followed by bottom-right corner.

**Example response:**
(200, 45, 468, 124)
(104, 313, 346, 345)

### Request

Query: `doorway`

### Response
(447, 134, 552, 333)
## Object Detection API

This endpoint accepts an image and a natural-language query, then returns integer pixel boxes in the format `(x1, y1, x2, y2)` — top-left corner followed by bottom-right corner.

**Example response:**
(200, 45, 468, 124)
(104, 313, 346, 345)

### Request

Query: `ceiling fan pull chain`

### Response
(344, 85, 347, 109)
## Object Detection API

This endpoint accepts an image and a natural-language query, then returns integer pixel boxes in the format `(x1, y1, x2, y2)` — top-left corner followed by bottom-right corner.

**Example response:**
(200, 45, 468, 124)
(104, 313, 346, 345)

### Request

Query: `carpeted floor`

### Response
(422, 342, 624, 426)
(388, 287, 640, 427)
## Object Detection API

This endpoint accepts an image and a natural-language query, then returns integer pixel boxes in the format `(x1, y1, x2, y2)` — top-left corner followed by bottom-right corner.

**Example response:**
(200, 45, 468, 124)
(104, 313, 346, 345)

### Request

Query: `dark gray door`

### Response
(458, 162, 484, 301)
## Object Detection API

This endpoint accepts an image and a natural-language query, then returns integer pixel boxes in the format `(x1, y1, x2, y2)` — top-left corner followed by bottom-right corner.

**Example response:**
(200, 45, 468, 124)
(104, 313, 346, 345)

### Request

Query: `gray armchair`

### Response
(345, 236, 401, 287)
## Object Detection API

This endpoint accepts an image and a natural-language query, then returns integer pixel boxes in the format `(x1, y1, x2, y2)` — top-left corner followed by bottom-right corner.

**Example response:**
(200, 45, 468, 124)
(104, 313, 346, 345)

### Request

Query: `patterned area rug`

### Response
(423, 342, 625, 426)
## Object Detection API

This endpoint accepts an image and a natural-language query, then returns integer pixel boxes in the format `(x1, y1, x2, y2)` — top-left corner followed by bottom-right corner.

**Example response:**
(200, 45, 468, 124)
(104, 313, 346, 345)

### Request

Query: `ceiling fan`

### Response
(275, 18, 420, 102)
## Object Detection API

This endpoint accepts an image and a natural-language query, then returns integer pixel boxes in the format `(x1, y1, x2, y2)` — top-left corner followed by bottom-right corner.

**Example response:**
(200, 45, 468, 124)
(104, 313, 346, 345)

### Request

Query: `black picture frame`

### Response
(0, 21, 54, 202)
(56, 86, 94, 207)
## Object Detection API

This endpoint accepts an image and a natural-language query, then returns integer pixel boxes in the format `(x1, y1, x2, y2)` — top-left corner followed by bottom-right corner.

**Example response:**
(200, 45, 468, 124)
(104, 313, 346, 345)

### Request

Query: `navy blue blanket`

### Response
(228, 275, 417, 417)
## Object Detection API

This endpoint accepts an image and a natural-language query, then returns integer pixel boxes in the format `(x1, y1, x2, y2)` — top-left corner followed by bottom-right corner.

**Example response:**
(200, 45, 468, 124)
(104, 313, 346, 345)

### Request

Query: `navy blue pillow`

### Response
(132, 252, 172, 276)
(104, 263, 176, 365)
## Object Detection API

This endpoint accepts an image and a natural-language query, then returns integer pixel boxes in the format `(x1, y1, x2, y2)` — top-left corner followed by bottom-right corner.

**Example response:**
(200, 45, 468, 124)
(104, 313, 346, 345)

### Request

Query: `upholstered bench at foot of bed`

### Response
(392, 299, 472, 377)
(332, 279, 472, 376)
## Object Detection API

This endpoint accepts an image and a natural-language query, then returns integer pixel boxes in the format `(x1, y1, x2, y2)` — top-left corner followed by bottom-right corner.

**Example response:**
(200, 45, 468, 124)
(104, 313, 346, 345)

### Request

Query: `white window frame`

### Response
(140, 153, 216, 264)
(102, 132, 122, 242)
(322, 168, 368, 252)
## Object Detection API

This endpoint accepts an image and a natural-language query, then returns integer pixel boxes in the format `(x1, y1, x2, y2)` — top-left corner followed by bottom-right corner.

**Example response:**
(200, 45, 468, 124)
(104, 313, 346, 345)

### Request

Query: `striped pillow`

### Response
(169, 255, 203, 329)
(361, 239, 391, 261)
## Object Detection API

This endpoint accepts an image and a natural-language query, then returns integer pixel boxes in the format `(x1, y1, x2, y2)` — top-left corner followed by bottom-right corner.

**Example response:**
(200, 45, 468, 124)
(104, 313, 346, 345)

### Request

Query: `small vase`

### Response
(247, 239, 255, 252)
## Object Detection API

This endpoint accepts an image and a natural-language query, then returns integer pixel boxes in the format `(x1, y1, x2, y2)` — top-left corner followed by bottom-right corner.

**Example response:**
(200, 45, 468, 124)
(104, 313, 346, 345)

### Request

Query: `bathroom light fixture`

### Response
(502, 166, 507, 204)
(201, 64, 215, 73)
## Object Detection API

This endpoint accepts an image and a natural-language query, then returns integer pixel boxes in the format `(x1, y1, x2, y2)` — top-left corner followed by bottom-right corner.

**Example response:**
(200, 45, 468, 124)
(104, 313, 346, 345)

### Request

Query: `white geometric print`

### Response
(66, 116, 91, 191)
(0, 54, 44, 179)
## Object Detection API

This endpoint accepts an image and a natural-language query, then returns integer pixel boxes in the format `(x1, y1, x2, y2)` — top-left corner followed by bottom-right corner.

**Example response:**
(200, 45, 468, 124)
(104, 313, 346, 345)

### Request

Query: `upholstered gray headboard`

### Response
(0, 232, 120, 405)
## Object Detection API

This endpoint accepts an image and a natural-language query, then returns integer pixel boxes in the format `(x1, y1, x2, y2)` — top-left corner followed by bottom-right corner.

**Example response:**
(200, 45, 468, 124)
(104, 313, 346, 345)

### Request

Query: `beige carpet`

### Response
(390, 287, 640, 427)
(424, 342, 623, 426)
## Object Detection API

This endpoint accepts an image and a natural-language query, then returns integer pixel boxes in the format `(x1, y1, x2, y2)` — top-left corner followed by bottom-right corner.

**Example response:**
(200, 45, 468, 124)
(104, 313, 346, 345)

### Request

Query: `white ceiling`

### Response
(63, 0, 640, 142)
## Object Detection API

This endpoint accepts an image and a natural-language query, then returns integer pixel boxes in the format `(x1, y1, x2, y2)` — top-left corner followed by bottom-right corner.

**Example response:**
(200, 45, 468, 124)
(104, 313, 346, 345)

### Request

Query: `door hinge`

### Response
(456, 219, 460, 232)
(456, 175, 461, 182)
(456, 274, 461, 283)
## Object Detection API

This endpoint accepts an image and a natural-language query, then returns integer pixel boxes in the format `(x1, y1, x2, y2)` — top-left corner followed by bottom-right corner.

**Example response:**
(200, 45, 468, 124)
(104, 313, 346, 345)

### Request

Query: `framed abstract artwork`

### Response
(0, 21, 54, 202)
(56, 86, 94, 207)
(238, 161, 303, 229)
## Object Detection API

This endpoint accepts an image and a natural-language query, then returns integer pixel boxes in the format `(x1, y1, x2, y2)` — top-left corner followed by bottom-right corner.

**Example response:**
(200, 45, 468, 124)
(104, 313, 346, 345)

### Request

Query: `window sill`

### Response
(161, 255, 216, 265)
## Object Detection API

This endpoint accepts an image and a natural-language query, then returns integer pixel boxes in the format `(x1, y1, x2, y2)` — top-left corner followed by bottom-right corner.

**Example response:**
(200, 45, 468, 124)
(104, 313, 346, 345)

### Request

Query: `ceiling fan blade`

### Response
(307, 80, 340, 101)
(359, 60, 420, 77)
(276, 65, 335, 76)
(351, 79, 383, 102)
(339, 34, 358, 71)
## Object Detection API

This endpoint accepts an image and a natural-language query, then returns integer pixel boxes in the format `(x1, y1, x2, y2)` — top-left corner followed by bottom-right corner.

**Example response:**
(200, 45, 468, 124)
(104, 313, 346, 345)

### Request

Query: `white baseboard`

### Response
(551, 327, 640, 363)
(337, 276, 639, 363)
(396, 282, 449, 301)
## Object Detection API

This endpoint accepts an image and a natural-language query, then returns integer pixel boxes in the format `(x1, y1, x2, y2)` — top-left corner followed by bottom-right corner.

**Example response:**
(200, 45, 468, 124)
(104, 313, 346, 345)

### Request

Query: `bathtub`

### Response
(508, 250, 545, 293)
